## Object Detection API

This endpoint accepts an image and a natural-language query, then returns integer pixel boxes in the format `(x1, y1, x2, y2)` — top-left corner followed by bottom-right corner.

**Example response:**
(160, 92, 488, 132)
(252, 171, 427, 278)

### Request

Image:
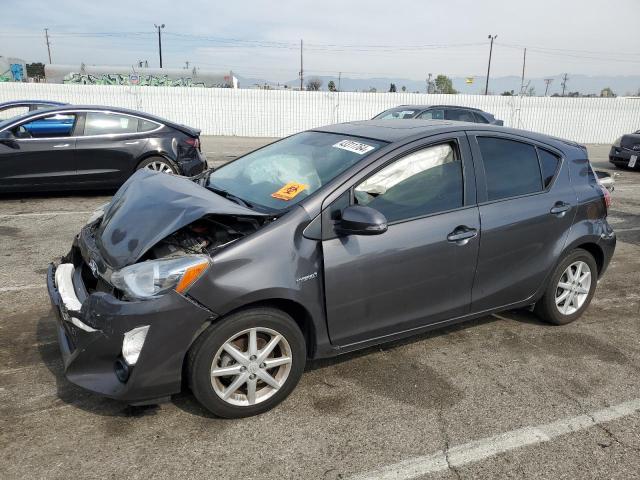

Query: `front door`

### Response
(323, 134, 480, 346)
(0, 113, 78, 188)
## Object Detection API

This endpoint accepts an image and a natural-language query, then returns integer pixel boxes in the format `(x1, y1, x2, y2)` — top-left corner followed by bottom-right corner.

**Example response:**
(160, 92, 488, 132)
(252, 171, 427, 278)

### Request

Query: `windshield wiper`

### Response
(209, 186, 254, 209)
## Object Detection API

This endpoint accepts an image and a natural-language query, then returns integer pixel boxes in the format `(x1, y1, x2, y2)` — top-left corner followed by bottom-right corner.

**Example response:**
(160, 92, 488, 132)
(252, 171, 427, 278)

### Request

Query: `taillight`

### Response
(184, 137, 200, 149)
(600, 185, 612, 212)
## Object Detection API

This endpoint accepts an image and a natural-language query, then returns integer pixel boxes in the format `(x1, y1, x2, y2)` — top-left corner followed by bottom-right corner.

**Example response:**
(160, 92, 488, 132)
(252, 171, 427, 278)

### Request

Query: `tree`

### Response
(306, 77, 323, 91)
(389, 83, 397, 93)
(327, 80, 337, 92)
(527, 86, 536, 97)
(434, 75, 458, 94)
(600, 87, 615, 98)
(26, 62, 45, 79)
(401, 86, 406, 92)
(501, 90, 514, 96)
(368, 87, 377, 93)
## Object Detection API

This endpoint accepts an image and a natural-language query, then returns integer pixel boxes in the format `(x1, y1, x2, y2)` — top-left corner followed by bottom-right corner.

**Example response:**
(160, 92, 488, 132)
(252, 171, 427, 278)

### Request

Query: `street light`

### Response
(154, 24, 165, 68)
(485, 34, 497, 95)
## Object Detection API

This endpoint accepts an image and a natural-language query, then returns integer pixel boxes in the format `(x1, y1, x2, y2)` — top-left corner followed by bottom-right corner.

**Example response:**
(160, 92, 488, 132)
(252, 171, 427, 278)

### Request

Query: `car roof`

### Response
(0, 100, 68, 108)
(384, 104, 487, 113)
(312, 119, 583, 152)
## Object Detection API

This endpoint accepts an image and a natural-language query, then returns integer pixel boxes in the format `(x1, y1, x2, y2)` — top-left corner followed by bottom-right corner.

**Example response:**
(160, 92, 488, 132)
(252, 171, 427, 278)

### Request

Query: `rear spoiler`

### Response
(173, 124, 201, 137)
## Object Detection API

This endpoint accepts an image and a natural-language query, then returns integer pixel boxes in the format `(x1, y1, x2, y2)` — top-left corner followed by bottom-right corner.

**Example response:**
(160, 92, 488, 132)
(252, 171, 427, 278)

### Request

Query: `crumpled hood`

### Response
(96, 169, 265, 269)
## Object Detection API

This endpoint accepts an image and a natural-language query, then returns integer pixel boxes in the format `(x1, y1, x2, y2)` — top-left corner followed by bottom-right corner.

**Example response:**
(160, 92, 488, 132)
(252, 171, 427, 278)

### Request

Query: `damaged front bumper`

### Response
(46, 247, 216, 404)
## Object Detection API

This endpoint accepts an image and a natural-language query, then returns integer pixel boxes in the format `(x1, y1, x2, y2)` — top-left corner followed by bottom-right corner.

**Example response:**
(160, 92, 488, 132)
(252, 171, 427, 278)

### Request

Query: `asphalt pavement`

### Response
(0, 140, 639, 479)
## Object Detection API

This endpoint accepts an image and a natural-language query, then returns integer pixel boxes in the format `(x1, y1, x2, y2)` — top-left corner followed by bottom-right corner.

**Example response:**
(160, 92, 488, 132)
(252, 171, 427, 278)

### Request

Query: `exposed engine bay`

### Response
(146, 215, 271, 260)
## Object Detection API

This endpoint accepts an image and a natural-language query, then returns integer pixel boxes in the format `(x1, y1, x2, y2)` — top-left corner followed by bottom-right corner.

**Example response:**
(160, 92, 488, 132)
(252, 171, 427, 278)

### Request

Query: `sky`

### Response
(1, 0, 639, 83)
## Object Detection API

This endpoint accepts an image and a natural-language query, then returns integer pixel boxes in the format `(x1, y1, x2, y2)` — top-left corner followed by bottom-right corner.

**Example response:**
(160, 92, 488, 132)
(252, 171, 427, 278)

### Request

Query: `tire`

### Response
(187, 308, 306, 418)
(534, 249, 598, 325)
(136, 156, 178, 174)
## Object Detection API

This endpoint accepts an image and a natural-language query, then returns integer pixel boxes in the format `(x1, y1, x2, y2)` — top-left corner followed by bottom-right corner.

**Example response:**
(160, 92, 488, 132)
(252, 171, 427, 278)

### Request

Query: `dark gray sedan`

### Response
(47, 120, 615, 418)
(373, 104, 504, 125)
(610, 130, 640, 170)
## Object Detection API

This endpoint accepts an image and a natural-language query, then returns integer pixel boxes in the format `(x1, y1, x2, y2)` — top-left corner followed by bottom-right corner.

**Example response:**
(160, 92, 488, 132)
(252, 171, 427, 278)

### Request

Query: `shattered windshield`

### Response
(207, 131, 386, 211)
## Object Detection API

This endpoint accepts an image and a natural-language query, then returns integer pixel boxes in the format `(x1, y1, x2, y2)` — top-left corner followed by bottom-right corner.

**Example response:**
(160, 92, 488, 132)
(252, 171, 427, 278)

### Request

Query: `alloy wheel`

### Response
(145, 160, 174, 174)
(555, 260, 592, 315)
(210, 327, 293, 407)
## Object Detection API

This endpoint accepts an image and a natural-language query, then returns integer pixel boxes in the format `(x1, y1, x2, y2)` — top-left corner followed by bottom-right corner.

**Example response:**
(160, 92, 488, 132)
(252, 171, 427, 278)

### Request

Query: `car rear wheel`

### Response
(137, 156, 177, 174)
(534, 249, 598, 325)
(187, 308, 306, 418)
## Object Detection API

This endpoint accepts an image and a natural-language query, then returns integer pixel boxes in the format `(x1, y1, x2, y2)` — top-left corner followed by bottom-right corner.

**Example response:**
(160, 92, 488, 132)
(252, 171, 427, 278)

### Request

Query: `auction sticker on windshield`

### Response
(271, 182, 308, 201)
(333, 139, 375, 155)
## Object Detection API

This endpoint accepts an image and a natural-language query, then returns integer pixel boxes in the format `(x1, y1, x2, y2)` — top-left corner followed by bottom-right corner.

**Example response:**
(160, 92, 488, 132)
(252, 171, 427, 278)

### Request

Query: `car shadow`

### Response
(0, 189, 117, 200)
(36, 307, 546, 419)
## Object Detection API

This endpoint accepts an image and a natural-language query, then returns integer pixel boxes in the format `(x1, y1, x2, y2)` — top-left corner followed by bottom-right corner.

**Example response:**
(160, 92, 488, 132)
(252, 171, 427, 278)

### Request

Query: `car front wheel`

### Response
(187, 308, 306, 418)
(534, 248, 598, 325)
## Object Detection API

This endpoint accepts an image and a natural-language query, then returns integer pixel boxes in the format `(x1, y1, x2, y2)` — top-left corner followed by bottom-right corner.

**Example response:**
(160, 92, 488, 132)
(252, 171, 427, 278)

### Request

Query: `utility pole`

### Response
(544, 78, 554, 96)
(561, 73, 569, 96)
(338, 72, 342, 91)
(44, 28, 52, 64)
(520, 48, 527, 95)
(154, 24, 165, 68)
(426, 73, 432, 93)
(299, 39, 304, 91)
(485, 34, 497, 95)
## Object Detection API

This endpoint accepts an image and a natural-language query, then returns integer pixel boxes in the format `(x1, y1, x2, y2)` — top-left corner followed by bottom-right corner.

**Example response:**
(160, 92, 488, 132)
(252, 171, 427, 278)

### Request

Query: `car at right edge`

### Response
(610, 130, 640, 170)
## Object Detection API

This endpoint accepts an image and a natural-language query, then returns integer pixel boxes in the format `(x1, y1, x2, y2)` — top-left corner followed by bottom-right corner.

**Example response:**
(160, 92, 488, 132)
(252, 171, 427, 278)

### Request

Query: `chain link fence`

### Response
(1, 83, 639, 143)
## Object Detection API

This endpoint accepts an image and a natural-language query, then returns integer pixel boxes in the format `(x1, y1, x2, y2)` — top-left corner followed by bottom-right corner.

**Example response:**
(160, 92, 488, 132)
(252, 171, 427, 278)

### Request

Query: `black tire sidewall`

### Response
(188, 308, 306, 418)
(539, 249, 598, 325)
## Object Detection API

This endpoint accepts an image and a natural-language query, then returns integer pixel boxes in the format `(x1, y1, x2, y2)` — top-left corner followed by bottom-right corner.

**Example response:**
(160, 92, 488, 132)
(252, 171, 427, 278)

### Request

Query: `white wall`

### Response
(1, 83, 639, 143)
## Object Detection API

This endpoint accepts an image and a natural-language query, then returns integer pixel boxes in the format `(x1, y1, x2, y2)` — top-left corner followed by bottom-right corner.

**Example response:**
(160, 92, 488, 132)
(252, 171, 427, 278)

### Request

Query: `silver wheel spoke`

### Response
(579, 272, 591, 284)
(556, 290, 570, 304)
(263, 356, 292, 369)
(257, 334, 282, 363)
(256, 369, 281, 389)
(575, 286, 589, 295)
(223, 342, 249, 366)
(211, 364, 244, 377)
(248, 328, 258, 357)
(246, 377, 257, 405)
(558, 282, 572, 290)
(222, 372, 249, 399)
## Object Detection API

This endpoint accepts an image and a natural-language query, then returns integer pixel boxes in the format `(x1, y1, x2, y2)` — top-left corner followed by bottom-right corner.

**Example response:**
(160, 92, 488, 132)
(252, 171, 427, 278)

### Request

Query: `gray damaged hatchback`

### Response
(47, 120, 616, 418)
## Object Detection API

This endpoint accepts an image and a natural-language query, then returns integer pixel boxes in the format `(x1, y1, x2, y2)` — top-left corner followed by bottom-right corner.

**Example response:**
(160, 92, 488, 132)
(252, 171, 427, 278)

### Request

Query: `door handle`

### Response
(53, 143, 70, 148)
(124, 141, 140, 145)
(447, 226, 478, 245)
(550, 201, 571, 216)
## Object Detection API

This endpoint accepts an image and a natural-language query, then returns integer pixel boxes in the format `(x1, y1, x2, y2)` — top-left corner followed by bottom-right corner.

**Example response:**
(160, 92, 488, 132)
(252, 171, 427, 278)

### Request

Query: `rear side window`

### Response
(445, 109, 476, 122)
(417, 109, 444, 120)
(84, 112, 138, 136)
(0, 106, 29, 120)
(477, 137, 542, 201)
(538, 149, 560, 187)
(355, 142, 463, 222)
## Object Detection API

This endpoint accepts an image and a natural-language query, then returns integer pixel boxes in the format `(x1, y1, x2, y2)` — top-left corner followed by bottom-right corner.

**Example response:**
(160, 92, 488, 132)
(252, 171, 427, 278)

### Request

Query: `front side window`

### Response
(15, 113, 76, 138)
(208, 132, 386, 212)
(417, 109, 444, 120)
(355, 142, 463, 222)
(477, 137, 543, 201)
(84, 112, 139, 136)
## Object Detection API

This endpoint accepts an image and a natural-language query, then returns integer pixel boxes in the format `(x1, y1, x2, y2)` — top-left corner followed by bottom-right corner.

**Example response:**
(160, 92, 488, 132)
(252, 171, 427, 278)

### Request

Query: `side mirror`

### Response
(334, 205, 388, 236)
(0, 130, 14, 141)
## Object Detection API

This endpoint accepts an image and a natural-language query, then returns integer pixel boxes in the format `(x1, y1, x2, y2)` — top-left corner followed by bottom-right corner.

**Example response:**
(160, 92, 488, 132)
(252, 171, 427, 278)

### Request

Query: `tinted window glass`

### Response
(138, 119, 159, 132)
(538, 149, 560, 187)
(84, 112, 139, 136)
(355, 143, 463, 222)
(16, 113, 76, 138)
(445, 109, 476, 122)
(473, 112, 489, 123)
(478, 137, 543, 201)
(375, 109, 418, 119)
(417, 109, 444, 120)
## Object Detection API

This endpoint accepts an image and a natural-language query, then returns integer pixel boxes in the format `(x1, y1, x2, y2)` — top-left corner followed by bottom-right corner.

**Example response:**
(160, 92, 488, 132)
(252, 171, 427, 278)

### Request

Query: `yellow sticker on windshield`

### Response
(271, 182, 308, 201)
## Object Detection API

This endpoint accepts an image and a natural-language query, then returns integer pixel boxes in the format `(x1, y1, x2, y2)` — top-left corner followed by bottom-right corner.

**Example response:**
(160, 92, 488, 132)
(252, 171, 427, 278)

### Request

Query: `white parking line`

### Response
(0, 211, 91, 219)
(350, 398, 640, 480)
(0, 284, 44, 293)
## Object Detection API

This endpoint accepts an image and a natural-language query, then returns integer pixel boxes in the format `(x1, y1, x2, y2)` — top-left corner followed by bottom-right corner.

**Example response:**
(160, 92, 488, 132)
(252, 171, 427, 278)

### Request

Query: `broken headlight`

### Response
(110, 255, 210, 299)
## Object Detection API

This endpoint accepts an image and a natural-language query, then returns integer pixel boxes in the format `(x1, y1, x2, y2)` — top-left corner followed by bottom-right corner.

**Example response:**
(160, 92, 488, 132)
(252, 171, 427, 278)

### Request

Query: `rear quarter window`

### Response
(537, 149, 561, 187)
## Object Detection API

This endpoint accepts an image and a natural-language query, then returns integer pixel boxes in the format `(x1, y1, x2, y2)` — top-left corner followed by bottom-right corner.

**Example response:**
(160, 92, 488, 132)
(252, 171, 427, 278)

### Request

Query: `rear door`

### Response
(322, 132, 480, 346)
(74, 111, 152, 186)
(467, 132, 575, 311)
(0, 112, 78, 188)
